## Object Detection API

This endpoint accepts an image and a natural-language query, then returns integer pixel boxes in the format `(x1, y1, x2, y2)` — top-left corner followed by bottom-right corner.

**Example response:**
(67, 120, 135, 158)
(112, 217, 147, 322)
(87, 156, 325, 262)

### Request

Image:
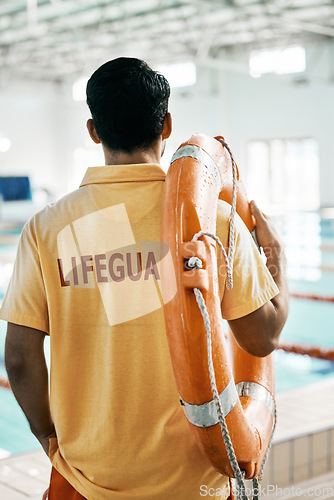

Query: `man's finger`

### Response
(250, 200, 268, 221)
(250, 200, 262, 218)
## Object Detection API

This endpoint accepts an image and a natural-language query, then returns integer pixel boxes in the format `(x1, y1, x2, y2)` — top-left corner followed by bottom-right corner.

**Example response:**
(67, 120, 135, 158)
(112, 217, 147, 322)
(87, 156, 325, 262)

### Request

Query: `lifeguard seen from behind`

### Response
(1, 57, 289, 500)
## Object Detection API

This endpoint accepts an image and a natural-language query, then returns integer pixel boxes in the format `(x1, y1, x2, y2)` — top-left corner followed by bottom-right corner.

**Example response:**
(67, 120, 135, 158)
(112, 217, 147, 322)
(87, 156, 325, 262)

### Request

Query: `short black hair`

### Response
(86, 57, 170, 153)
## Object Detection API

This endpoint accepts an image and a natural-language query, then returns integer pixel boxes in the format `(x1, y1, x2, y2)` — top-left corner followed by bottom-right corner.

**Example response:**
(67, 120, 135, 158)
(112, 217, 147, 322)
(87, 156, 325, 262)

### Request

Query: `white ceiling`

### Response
(1, 0, 334, 82)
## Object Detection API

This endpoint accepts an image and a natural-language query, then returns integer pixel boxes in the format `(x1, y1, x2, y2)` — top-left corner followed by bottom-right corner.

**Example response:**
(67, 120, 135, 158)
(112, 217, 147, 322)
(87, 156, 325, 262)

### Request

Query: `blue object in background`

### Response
(0, 177, 32, 201)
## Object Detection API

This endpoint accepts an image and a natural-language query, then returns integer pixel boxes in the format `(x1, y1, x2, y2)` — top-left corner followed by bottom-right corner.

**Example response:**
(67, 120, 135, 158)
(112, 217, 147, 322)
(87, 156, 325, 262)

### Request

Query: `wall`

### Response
(0, 77, 102, 201)
(164, 44, 334, 209)
(223, 43, 334, 208)
(0, 79, 66, 199)
(0, 41, 334, 207)
(162, 65, 228, 170)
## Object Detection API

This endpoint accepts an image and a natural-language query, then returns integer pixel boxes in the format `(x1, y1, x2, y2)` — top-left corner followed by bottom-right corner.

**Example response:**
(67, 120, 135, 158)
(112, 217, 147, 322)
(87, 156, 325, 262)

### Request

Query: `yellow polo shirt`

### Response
(0, 164, 278, 500)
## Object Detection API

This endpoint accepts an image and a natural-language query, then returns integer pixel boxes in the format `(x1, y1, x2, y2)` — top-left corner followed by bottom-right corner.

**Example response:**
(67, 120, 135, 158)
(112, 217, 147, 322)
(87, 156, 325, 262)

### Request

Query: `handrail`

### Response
(290, 292, 334, 303)
(0, 376, 10, 389)
(277, 343, 334, 361)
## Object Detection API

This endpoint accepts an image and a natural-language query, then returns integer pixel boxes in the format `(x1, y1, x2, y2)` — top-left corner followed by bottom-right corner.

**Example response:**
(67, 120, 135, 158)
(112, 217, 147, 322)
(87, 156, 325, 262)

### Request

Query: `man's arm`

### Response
(227, 201, 289, 357)
(5, 323, 56, 455)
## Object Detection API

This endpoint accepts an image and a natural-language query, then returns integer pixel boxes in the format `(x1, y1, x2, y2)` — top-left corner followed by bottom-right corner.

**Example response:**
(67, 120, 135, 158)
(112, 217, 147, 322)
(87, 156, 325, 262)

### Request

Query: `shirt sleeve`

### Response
(0, 218, 49, 333)
(217, 200, 279, 321)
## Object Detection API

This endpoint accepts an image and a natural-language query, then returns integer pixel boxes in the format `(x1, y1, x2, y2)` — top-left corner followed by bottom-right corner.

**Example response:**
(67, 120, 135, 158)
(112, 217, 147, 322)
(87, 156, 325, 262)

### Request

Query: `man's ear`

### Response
(162, 112, 172, 140)
(86, 119, 101, 144)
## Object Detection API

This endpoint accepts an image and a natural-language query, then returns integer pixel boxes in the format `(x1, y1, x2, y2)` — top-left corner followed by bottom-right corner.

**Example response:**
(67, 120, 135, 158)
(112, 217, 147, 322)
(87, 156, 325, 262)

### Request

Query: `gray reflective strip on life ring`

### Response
(236, 381, 276, 419)
(170, 145, 222, 191)
(180, 379, 238, 428)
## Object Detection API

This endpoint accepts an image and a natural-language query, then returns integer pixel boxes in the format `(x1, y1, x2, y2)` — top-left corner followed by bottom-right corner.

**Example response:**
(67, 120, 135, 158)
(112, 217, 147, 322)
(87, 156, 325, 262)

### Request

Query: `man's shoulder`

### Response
(217, 199, 250, 236)
(217, 199, 231, 220)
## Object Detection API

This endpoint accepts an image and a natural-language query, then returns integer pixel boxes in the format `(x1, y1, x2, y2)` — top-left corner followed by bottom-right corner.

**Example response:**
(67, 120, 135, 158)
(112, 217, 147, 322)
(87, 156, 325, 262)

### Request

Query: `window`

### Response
(0, 135, 11, 153)
(72, 77, 89, 102)
(246, 138, 320, 212)
(249, 46, 306, 78)
(156, 62, 196, 88)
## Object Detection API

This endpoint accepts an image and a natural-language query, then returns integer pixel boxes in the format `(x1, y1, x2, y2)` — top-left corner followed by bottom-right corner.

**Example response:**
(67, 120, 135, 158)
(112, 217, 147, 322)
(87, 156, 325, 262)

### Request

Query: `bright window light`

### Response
(249, 46, 306, 77)
(0, 136, 11, 153)
(72, 77, 89, 102)
(246, 137, 319, 212)
(157, 62, 196, 88)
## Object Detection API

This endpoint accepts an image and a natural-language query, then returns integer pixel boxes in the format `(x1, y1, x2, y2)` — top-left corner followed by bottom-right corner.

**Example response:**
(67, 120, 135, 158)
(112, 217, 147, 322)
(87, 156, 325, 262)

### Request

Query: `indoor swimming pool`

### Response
(0, 212, 334, 456)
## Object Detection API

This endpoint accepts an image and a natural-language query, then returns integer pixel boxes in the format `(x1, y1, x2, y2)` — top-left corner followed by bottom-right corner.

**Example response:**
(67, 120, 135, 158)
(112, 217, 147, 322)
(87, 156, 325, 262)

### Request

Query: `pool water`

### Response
(272, 213, 334, 392)
(0, 212, 334, 455)
(0, 387, 40, 457)
(275, 297, 334, 393)
(0, 320, 50, 457)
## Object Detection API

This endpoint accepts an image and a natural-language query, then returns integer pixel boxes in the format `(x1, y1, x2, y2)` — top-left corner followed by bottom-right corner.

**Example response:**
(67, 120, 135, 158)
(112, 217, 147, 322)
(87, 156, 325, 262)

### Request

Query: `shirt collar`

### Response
(80, 164, 166, 188)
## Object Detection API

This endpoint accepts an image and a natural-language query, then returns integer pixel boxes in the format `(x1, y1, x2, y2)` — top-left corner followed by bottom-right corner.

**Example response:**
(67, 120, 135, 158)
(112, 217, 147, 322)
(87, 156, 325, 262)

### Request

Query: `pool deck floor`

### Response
(274, 376, 334, 442)
(0, 450, 50, 499)
(1, 376, 334, 499)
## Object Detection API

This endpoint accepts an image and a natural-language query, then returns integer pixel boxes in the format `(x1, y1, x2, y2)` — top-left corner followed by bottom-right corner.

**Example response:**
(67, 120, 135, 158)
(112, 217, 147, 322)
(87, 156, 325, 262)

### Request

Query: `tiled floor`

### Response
(251, 377, 334, 492)
(260, 471, 334, 498)
(1, 377, 334, 498)
(274, 377, 334, 443)
(0, 450, 50, 499)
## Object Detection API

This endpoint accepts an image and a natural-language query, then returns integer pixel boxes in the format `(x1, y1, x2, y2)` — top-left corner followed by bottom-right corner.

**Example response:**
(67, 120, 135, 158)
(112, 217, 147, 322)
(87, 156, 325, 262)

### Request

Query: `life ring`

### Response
(161, 133, 275, 480)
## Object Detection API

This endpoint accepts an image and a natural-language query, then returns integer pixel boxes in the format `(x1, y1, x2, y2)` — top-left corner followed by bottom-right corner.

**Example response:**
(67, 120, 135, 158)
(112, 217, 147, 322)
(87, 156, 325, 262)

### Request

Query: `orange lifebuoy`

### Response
(161, 133, 275, 480)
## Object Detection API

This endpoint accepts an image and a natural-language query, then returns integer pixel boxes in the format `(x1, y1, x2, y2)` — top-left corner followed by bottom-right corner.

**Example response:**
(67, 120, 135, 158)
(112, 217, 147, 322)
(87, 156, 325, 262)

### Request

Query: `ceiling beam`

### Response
(281, 18, 334, 38)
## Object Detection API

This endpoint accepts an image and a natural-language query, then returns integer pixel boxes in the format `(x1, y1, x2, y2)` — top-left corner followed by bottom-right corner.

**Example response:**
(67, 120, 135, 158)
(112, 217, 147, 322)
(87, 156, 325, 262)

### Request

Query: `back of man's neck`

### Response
(104, 147, 161, 166)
